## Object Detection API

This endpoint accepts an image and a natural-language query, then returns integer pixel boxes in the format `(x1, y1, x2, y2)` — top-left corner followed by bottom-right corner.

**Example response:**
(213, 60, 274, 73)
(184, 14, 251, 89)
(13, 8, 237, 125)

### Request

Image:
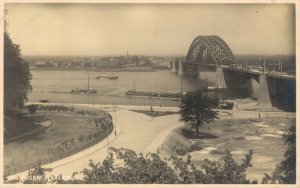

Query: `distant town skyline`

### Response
(5, 3, 295, 56)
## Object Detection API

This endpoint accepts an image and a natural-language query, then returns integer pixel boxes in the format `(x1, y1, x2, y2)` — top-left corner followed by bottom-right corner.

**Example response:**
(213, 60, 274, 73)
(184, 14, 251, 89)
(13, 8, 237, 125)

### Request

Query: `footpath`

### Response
(7, 103, 295, 181)
(7, 105, 183, 180)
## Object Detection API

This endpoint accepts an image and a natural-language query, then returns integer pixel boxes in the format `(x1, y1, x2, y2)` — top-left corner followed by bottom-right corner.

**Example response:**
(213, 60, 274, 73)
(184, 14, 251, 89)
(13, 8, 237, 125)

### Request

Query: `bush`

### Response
(37, 105, 71, 112)
(23, 166, 53, 184)
(28, 104, 38, 114)
(77, 111, 86, 116)
(188, 141, 204, 152)
(262, 124, 296, 184)
(78, 135, 85, 143)
(234, 136, 245, 140)
(92, 132, 98, 138)
(10, 147, 257, 184)
(174, 147, 188, 156)
(94, 119, 99, 127)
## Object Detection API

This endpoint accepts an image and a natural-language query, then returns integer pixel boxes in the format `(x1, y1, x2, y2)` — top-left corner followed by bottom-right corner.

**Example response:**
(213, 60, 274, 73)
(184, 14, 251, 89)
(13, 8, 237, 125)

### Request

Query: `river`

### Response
(28, 70, 205, 106)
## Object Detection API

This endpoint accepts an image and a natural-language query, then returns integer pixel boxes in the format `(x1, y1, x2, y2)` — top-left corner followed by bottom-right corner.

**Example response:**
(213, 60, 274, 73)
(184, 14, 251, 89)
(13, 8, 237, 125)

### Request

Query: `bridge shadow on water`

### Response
(182, 74, 254, 100)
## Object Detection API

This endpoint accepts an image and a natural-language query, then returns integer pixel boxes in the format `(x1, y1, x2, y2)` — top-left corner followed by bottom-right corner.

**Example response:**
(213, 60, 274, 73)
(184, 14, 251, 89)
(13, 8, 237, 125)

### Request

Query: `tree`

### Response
(262, 124, 296, 184)
(4, 11, 32, 115)
(179, 89, 218, 137)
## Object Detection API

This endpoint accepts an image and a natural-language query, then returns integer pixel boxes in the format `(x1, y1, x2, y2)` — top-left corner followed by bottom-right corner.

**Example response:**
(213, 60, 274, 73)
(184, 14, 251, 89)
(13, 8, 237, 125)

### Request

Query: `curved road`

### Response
(7, 103, 295, 181)
(8, 105, 183, 180)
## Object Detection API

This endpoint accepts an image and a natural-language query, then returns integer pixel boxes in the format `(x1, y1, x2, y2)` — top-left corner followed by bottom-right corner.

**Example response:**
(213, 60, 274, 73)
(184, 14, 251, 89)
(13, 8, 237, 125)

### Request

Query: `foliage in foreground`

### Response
(180, 89, 218, 137)
(262, 124, 296, 184)
(8, 147, 257, 184)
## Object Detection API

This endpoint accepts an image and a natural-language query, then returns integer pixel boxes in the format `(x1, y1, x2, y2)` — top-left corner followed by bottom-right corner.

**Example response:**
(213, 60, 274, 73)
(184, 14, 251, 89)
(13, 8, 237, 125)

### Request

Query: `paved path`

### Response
(8, 105, 183, 180)
(8, 103, 295, 181)
(218, 109, 295, 119)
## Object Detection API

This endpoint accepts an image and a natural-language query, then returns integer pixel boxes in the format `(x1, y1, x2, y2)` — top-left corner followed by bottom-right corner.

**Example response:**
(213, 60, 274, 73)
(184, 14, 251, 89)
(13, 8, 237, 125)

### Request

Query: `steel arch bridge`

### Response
(185, 35, 235, 72)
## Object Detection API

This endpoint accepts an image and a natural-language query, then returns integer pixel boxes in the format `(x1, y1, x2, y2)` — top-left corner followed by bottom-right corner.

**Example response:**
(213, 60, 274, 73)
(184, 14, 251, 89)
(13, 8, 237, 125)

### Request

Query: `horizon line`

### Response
(22, 53, 296, 58)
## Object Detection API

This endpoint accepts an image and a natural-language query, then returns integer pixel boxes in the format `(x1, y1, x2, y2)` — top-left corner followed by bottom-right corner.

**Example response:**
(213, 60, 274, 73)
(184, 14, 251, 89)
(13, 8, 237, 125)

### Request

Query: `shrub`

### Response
(93, 132, 98, 138)
(8, 147, 258, 184)
(23, 166, 53, 184)
(234, 136, 245, 140)
(78, 135, 85, 143)
(188, 141, 204, 152)
(69, 137, 75, 146)
(210, 149, 225, 155)
(94, 119, 99, 127)
(262, 124, 296, 184)
(175, 148, 188, 156)
(28, 104, 38, 114)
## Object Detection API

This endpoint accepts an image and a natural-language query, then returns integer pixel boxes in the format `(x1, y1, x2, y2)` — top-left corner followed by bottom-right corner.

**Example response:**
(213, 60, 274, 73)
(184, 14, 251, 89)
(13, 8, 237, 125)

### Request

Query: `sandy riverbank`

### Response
(159, 117, 295, 182)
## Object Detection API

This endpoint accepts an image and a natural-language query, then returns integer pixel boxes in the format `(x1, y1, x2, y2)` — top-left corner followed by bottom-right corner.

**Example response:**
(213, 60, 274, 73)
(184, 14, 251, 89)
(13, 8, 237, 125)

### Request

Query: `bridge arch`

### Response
(186, 35, 235, 67)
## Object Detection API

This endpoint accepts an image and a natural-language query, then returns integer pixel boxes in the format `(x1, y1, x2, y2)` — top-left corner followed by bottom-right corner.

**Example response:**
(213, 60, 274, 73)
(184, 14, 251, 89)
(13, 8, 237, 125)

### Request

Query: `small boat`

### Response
(86, 88, 97, 94)
(71, 73, 97, 94)
(39, 99, 49, 103)
(206, 86, 216, 90)
(95, 76, 118, 80)
(71, 88, 97, 94)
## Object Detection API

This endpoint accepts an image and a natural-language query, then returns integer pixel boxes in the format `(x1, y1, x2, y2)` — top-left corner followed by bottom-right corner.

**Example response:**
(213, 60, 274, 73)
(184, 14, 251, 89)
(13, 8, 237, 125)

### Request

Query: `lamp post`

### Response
(205, 75, 208, 95)
(223, 84, 225, 104)
(114, 103, 117, 137)
(107, 115, 109, 156)
(216, 83, 219, 101)
(180, 75, 183, 93)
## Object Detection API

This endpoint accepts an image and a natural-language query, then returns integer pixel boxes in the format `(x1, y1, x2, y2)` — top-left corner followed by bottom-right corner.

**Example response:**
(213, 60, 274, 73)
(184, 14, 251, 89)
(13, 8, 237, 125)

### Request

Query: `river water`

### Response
(28, 70, 205, 106)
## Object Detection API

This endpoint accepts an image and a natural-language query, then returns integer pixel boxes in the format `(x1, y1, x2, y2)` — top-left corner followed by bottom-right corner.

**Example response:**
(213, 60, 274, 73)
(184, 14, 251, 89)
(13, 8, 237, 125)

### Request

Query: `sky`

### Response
(5, 3, 295, 56)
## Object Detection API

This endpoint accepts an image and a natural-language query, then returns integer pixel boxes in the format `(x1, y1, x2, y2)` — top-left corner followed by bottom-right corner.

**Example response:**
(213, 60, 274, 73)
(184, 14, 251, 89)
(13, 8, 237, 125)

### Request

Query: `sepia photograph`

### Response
(2, 2, 297, 185)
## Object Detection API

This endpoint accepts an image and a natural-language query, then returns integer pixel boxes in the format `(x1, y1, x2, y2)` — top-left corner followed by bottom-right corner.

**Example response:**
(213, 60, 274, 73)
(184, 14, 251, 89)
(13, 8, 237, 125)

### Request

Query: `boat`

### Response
(71, 73, 97, 94)
(95, 76, 118, 80)
(71, 88, 97, 94)
(218, 102, 234, 109)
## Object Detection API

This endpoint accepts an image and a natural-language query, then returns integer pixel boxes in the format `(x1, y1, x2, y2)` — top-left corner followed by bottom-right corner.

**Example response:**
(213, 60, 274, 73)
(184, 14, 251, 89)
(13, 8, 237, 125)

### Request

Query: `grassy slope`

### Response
(4, 111, 110, 168)
(4, 116, 39, 140)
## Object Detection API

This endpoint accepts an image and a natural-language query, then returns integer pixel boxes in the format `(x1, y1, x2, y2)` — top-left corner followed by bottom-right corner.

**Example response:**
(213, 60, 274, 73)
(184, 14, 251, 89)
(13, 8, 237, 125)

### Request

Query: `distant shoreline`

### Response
(29, 66, 169, 72)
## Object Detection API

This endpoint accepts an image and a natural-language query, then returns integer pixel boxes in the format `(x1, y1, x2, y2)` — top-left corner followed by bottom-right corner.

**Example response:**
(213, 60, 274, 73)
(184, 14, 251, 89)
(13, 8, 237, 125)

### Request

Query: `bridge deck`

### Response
(184, 63, 295, 80)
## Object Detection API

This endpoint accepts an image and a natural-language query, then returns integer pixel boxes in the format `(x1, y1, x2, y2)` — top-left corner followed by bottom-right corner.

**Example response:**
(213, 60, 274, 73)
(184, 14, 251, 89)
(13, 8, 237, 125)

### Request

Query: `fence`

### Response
(4, 105, 114, 178)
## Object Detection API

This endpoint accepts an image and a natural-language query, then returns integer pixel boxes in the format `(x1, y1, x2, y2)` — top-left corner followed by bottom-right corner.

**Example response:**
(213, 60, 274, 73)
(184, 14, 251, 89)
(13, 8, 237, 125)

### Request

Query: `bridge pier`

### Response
(250, 78, 260, 99)
(257, 74, 272, 108)
(171, 61, 177, 72)
(178, 61, 184, 75)
(216, 66, 226, 88)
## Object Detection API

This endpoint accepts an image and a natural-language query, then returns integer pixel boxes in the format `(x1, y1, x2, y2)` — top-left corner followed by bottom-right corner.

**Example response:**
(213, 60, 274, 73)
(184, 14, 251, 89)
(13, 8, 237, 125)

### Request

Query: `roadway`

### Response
(184, 62, 296, 80)
(7, 103, 295, 181)
(7, 104, 183, 180)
